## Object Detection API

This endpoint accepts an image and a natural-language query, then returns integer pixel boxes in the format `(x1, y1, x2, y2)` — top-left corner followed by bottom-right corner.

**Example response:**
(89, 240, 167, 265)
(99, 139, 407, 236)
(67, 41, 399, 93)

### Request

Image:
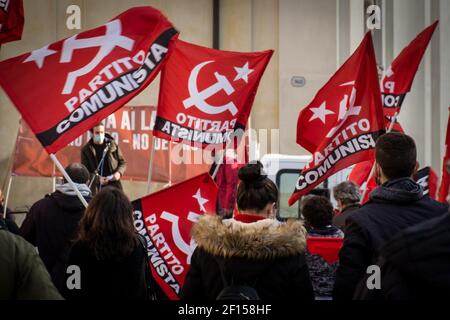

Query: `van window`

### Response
(276, 169, 327, 220)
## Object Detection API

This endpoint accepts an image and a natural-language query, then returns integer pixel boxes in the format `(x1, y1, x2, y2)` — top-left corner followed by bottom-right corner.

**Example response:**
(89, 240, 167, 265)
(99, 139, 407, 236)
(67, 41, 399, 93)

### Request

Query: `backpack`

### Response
(215, 259, 270, 300)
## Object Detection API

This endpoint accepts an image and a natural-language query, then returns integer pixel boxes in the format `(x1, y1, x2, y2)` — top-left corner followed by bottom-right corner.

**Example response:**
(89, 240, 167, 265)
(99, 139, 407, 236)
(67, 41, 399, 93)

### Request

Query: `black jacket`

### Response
(333, 178, 448, 300)
(20, 191, 91, 292)
(63, 239, 148, 300)
(355, 212, 450, 300)
(181, 215, 314, 301)
(332, 203, 360, 232)
(0, 205, 19, 234)
(81, 135, 127, 195)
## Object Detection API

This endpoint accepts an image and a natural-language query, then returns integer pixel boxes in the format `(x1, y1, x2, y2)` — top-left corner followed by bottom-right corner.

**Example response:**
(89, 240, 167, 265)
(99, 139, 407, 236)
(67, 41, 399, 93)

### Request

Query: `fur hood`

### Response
(191, 215, 307, 259)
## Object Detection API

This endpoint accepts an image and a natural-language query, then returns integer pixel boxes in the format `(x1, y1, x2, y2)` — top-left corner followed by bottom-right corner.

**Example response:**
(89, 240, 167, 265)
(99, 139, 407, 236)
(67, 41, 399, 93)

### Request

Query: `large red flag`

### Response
(348, 160, 376, 204)
(438, 108, 450, 203)
(0, 0, 23, 45)
(0, 6, 177, 154)
(381, 21, 438, 132)
(289, 32, 384, 206)
(132, 173, 218, 300)
(347, 22, 438, 196)
(153, 39, 273, 148)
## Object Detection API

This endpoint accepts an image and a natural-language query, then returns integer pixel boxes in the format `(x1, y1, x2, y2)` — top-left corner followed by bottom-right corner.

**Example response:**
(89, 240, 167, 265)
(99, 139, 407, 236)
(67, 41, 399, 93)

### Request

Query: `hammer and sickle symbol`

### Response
(160, 211, 201, 264)
(182, 60, 238, 116)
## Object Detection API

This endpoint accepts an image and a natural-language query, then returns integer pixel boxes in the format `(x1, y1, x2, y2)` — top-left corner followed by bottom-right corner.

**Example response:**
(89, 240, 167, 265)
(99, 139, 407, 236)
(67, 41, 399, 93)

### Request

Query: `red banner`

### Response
(12, 106, 210, 184)
(0, 0, 23, 45)
(0, 6, 177, 154)
(381, 21, 438, 132)
(132, 173, 218, 300)
(289, 32, 385, 205)
(438, 108, 450, 203)
(154, 39, 273, 147)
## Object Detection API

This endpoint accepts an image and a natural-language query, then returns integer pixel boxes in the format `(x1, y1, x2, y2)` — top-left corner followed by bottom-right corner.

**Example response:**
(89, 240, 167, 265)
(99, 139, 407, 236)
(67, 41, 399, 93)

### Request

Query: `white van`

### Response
(259, 154, 352, 220)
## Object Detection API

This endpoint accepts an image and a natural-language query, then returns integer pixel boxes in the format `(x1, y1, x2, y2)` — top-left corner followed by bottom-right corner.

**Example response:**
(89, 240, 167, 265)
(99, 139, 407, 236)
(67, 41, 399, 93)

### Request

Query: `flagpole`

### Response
(360, 112, 398, 203)
(168, 142, 172, 187)
(50, 154, 88, 208)
(3, 175, 13, 219)
(147, 136, 156, 194)
(52, 161, 56, 193)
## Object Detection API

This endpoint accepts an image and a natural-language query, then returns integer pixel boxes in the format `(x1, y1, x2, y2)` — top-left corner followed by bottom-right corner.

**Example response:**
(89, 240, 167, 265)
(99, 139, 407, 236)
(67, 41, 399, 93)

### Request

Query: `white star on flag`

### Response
(309, 101, 335, 124)
(234, 62, 253, 83)
(23, 45, 57, 69)
(193, 188, 209, 212)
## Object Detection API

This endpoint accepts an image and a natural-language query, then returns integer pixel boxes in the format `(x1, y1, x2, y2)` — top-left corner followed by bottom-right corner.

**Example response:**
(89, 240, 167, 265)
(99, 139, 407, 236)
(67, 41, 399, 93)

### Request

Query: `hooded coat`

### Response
(333, 178, 448, 300)
(180, 215, 314, 301)
(354, 212, 450, 300)
(20, 189, 91, 292)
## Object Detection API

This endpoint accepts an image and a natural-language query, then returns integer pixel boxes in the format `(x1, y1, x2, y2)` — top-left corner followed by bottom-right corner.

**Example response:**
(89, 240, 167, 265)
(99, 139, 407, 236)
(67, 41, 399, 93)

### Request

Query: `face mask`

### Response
(93, 133, 105, 144)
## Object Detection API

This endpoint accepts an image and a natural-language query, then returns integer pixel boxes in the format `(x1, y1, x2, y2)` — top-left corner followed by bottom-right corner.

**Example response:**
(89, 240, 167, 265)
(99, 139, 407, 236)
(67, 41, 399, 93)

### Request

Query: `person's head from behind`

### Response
(301, 195, 333, 230)
(333, 181, 361, 212)
(64, 163, 90, 185)
(77, 187, 136, 260)
(90, 121, 106, 145)
(236, 161, 278, 218)
(375, 132, 418, 185)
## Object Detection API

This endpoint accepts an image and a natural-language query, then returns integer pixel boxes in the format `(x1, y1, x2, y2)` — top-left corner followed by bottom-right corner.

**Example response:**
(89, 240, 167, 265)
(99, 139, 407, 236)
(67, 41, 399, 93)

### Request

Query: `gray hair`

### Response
(333, 181, 361, 205)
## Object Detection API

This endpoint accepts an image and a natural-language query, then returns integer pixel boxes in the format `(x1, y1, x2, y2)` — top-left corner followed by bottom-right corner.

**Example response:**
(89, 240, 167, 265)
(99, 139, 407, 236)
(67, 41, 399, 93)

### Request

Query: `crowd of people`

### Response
(1, 131, 450, 300)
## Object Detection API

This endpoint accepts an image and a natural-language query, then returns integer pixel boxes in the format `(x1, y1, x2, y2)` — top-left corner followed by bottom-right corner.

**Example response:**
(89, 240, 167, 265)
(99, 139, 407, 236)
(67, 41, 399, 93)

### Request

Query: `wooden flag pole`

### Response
(50, 154, 88, 208)
(360, 112, 399, 203)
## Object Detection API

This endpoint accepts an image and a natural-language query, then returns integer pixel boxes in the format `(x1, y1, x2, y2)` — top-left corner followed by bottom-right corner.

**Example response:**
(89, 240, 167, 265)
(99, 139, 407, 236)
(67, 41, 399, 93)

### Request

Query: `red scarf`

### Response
(233, 212, 267, 223)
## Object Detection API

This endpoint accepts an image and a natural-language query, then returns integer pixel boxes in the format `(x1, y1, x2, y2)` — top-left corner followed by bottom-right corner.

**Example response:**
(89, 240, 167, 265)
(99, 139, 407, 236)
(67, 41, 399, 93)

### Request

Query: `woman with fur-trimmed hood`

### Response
(181, 162, 314, 300)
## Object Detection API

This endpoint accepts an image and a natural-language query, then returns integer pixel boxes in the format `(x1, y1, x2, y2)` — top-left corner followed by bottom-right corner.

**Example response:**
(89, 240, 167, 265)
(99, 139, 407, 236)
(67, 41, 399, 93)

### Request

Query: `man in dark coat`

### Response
(333, 132, 448, 300)
(20, 163, 91, 293)
(332, 181, 361, 231)
(354, 211, 450, 300)
(81, 121, 127, 195)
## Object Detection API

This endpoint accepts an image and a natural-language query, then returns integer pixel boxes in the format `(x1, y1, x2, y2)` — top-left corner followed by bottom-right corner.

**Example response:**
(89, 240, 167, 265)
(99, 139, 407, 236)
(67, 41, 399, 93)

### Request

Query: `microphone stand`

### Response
(88, 142, 110, 190)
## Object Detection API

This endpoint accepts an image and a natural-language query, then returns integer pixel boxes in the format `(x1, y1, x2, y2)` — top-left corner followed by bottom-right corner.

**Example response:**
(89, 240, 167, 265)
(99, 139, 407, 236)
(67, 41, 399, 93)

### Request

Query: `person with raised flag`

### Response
(181, 162, 314, 301)
(288, 31, 385, 206)
(333, 132, 448, 300)
(20, 163, 91, 293)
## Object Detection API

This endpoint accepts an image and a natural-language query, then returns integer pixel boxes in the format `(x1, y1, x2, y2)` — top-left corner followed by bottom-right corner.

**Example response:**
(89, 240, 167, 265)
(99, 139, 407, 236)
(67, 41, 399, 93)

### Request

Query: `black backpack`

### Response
(215, 259, 268, 300)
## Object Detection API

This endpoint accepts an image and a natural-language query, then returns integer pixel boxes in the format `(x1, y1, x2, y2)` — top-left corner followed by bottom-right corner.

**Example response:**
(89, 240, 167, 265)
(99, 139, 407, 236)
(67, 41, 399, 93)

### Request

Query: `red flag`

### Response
(132, 173, 218, 300)
(0, 6, 177, 154)
(153, 39, 273, 148)
(0, 0, 24, 45)
(438, 108, 450, 203)
(414, 166, 438, 200)
(348, 160, 377, 204)
(289, 32, 384, 206)
(381, 21, 438, 132)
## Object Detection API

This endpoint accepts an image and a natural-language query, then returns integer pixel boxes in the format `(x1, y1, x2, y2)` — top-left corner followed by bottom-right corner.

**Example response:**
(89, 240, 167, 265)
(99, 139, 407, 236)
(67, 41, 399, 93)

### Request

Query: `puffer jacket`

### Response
(181, 214, 314, 301)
